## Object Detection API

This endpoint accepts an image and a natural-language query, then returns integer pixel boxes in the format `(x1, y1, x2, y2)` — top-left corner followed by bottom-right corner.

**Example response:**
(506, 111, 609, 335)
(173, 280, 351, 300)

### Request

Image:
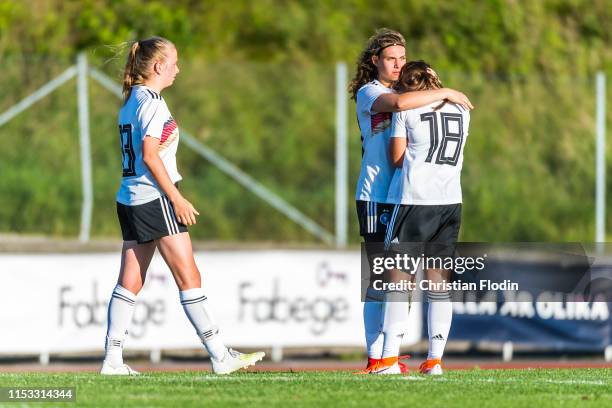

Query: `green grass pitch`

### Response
(0, 369, 610, 407)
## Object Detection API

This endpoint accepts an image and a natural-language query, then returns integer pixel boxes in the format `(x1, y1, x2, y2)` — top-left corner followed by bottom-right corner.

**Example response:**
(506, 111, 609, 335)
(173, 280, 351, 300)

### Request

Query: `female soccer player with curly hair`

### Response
(350, 29, 472, 374)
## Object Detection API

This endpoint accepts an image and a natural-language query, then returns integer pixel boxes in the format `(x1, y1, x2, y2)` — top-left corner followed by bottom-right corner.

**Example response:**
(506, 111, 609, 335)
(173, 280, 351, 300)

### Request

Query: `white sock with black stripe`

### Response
(104, 284, 136, 368)
(427, 290, 453, 360)
(363, 287, 384, 359)
(381, 290, 410, 359)
(180, 288, 227, 360)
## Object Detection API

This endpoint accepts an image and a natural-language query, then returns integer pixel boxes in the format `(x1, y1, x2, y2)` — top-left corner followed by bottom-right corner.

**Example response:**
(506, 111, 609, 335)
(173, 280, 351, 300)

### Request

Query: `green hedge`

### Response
(0, 0, 610, 242)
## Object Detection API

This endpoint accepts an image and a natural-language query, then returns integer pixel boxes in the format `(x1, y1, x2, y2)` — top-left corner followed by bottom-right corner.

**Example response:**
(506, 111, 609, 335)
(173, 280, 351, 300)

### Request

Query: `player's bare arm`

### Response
(389, 137, 406, 168)
(142, 135, 199, 225)
(372, 88, 474, 113)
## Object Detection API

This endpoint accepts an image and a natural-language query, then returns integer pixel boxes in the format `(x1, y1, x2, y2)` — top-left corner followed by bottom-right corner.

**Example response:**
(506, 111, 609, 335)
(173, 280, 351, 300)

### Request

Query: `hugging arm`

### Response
(373, 88, 473, 113)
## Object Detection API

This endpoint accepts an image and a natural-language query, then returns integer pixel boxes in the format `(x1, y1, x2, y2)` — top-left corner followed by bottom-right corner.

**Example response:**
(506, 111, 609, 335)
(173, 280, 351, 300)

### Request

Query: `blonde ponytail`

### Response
(122, 37, 174, 102)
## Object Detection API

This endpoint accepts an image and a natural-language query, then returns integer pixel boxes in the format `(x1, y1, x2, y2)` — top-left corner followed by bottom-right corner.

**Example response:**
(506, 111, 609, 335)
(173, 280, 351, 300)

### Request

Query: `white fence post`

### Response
(335, 62, 348, 248)
(595, 72, 606, 246)
(39, 350, 50, 366)
(77, 53, 93, 243)
(502, 341, 514, 362)
(271, 344, 283, 362)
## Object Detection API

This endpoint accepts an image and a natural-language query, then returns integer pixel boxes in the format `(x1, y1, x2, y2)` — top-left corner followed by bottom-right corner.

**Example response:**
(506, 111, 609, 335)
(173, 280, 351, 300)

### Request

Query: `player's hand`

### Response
(443, 88, 474, 110)
(171, 196, 200, 226)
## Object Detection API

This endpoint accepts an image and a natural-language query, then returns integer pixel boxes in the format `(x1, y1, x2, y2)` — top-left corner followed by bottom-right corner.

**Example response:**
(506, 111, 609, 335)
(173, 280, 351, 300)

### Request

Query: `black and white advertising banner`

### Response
(0, 251, 422, 354)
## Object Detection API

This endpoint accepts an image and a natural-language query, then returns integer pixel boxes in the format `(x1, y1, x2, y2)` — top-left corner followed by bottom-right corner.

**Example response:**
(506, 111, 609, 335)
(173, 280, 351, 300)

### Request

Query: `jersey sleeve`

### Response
(356, 84, 386, 115)
(390, 111, 408, 138)
(462, 109, 471, 137)
(137, 97, 164, 140)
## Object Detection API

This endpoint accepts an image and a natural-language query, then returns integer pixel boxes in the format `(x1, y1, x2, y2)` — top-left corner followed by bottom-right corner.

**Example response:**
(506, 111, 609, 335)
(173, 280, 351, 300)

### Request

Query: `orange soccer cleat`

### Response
(419, 358, 443, 375)
(355, 355, 410, 375)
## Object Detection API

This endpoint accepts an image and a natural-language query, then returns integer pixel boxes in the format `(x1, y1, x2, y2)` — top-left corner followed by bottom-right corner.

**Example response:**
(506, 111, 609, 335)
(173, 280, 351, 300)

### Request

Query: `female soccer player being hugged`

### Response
(349, 29, 472, 375)
(385, 61, 471, 375)
(101, 37, 264, 375)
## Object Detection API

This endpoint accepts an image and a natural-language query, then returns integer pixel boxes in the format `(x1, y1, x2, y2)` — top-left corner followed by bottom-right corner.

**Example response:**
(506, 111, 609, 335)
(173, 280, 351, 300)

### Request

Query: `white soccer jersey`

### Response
(387, 101, 470, 205)
(355, 80, 395, 203)
(116, 85, 182, 206)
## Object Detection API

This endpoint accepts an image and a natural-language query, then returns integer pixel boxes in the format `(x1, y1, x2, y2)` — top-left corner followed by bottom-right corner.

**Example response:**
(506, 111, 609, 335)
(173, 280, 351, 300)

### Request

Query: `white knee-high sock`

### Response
(427, 291, 453, 360)
(381, 290, 410, 359)
(363, 287, 384, 359)
(180, 288, 227, 360)
(104, 284, 136, 367)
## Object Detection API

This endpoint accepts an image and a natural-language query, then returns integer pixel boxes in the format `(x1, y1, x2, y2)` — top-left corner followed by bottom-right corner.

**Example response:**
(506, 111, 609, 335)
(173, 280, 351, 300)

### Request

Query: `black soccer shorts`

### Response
(356, 200, 395, 280)
(356, 200, 394, 240)
(117, 195, 188, 244)
(384, 203, 462, 258)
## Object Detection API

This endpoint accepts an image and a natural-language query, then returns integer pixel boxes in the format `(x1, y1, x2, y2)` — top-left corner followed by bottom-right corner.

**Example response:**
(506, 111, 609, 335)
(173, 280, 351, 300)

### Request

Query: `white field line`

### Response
(543, 379, 608, 386)
(400, 377, 608, 386)
(130, 375, 609, 386)
(194, 375, 295, 381)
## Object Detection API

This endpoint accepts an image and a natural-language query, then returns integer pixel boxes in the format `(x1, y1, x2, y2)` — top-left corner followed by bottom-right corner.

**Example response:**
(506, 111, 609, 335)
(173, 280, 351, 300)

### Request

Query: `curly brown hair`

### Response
(348, 28, 406, 100)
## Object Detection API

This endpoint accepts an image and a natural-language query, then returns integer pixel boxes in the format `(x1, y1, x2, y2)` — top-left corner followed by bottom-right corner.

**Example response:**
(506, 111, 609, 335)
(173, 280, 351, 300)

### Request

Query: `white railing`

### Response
(0, 53, 350, 246)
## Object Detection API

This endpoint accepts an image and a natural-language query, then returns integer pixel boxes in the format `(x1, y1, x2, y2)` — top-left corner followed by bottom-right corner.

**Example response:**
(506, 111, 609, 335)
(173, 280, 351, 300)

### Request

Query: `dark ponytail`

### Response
(393, 60, 443, 93)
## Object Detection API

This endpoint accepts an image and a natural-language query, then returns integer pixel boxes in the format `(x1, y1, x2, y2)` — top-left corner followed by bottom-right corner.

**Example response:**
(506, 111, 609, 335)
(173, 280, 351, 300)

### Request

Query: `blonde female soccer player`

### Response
(101, 37, 264, 375)
(386, 61, 471, 375)
(349, 28, 472, 375)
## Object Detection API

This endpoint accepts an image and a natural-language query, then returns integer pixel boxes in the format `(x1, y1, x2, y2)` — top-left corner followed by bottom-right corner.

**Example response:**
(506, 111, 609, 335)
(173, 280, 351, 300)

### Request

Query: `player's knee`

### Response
(176, 270, 201, 290)
(118, 280, 143, 295)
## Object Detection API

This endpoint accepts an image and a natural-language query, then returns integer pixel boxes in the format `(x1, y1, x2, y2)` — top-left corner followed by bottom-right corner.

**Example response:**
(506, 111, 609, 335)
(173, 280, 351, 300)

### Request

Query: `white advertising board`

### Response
(0, 251, 421, 354)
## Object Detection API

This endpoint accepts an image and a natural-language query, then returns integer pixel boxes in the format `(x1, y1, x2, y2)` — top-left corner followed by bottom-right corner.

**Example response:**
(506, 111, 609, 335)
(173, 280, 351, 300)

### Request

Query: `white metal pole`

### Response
(596, 72, 606, 244)
(335, 62, 348, 248)
(77, 53, 93, 242)
(0, 66, 77, 127)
